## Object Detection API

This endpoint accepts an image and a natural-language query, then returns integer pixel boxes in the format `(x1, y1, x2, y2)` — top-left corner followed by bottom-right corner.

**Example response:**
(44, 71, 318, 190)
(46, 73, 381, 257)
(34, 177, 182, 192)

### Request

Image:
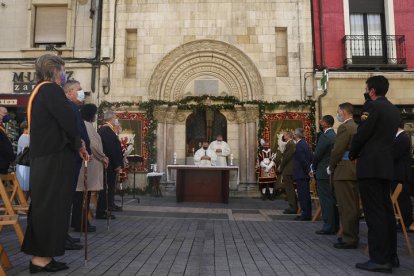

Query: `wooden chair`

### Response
(0, 176, 25, 244)
(392, 183, 413, 256)
(0, 215, 19, 275)
(310, 178, 322, 222)
(365, 183, 413, 257)
(0, 173, 29, 214)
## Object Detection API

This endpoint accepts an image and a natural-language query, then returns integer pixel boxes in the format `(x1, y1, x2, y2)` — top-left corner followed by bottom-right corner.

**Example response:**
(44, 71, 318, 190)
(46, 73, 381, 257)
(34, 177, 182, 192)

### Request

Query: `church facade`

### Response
(97, 0, 314, 191)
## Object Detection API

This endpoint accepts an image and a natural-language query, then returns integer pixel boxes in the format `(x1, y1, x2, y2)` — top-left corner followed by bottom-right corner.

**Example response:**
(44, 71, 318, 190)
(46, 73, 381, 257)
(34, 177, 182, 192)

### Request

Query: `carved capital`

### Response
(235, 106, 246, 124)
(165, 106, 178, 124)
(245, 105, 259, 123)
(153, 105, 168, 123)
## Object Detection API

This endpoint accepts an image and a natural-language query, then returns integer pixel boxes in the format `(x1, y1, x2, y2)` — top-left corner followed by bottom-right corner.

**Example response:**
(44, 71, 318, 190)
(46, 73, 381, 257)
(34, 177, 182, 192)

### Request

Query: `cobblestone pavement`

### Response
(2, 196, 414, 275)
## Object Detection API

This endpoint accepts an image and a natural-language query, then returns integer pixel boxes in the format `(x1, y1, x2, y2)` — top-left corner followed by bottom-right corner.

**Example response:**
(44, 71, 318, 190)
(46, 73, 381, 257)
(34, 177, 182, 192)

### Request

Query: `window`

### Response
(34, 6, 67, 47)
(275, 27, 288, 77)
(350, 13, 384, 59)
(125, 29, 137, 78)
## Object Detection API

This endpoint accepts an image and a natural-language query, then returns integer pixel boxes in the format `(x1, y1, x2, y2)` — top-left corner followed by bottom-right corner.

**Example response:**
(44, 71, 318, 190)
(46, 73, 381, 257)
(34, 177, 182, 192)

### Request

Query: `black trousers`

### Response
(96, 168, 116, 216)
(359, 178, 397, 264)
(71, 191, 91, 229)
(391, 181, 413, 228)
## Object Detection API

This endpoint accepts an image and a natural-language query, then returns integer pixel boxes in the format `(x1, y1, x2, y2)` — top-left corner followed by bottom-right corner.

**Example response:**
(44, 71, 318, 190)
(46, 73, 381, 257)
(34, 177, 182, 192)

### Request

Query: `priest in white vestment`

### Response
(208, 135, 231, 166)
(194, 141, 217, 166)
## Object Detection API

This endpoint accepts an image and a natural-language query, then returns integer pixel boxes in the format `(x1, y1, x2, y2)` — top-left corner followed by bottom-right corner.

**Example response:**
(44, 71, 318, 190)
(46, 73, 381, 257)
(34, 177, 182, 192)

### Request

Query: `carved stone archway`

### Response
(148, 40, 264, 101)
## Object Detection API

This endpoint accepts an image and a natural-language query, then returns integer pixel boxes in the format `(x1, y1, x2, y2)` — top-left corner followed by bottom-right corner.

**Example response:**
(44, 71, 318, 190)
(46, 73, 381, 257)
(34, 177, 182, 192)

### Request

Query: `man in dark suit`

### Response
(280, 131, 297, 214)
(329, 103, 359, 249)
(293, 128, 313, 221)
(349, 76, 400, 273)
(96, 111, 124, 219)
(0, 106, 14, 174)
(312, 115, 338, 235)
(392, 121, 413, 229)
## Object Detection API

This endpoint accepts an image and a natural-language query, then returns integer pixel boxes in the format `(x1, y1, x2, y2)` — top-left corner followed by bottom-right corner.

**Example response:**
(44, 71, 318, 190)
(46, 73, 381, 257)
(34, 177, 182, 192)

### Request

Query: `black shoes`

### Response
(294, 216, 311, 221)
(66, 234, 80, 243)
(73, 225, 96, 233)
(333, 242, 358, 249)
(315, 230, 336, 235)
(355, 260, 392, 273)
(283, 209, 297, 214)
(30, 259, 68, 274)
(391, 255, 400, 268)
(96, 213, 116, 220)
(110, 205, 123, 212)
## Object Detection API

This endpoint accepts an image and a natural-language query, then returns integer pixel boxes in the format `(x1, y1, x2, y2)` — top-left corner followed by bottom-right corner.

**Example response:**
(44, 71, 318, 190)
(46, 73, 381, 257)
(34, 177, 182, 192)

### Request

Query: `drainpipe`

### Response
(317, 0, 327, 119)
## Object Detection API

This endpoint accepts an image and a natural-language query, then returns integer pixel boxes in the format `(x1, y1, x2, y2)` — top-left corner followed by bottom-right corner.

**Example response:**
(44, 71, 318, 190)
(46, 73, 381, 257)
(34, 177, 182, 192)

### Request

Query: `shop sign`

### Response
(12, 71, 74, 93)
(0, 99, 18, 105)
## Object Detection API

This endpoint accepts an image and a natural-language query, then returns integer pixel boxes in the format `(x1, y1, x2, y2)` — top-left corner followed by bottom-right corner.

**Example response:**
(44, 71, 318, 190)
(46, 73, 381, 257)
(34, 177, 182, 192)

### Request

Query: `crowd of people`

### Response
(0, 53, 413, 274)
(266, 75, 412, 273)
(0, 54, 127, 273)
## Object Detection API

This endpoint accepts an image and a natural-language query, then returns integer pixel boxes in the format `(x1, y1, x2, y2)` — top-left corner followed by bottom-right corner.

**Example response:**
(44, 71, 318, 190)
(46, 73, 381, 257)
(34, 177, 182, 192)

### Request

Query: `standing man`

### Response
(293, 128, 313, 221)
(64, 80, 91, 248)
(312, 115, 338, 235)
(349, 76, 400, 273)
(329, 103, 359, 249)
(392, 120, 413, 230)
(208, 134, 231, 166)
(0, 106, 14, 174)
(194, 141, 217, 166)
(280, 131, 297, 214)
(96, 111, 124, 219)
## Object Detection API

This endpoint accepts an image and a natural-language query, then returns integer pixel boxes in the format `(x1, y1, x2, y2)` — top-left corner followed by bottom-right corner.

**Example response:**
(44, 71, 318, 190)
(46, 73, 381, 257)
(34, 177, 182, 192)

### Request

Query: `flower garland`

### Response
(99, 96, 316, 168)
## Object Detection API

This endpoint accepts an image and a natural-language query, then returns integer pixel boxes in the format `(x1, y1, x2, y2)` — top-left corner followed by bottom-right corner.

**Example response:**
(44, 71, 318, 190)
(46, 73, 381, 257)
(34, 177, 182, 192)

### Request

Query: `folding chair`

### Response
(0, 173, 29, 214)
(310, 178, 322, 222)
(392, 183, 413, 256)
(0, 215, 19, 275)
(0, 176, 25, 244)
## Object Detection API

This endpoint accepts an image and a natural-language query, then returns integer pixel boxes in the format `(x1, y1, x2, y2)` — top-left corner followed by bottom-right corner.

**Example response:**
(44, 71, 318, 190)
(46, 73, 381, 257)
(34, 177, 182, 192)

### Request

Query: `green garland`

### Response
(98, 96, 316, 168)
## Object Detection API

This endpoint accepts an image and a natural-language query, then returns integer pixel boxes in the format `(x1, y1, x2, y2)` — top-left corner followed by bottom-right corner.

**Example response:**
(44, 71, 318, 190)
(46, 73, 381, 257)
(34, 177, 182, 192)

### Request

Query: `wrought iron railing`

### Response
(343, 35, 406, 67)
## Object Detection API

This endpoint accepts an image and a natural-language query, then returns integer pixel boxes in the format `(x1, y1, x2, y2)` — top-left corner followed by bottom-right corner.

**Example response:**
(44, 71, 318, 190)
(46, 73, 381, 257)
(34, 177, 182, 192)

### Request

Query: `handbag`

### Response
(16, 147, 30, 166)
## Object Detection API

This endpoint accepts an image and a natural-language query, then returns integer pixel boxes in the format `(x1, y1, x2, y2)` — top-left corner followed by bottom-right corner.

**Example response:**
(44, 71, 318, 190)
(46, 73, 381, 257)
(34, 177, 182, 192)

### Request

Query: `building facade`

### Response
(312, 0, 414, 136)
(97, 0, 314, 190)
(0, 0, 101, 152)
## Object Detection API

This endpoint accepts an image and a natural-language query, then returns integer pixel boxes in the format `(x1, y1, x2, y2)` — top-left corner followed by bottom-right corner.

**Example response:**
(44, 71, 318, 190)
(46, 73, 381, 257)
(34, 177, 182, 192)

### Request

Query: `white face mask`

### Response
(77, 90, 85, 102)
(114, 119, 120, 125)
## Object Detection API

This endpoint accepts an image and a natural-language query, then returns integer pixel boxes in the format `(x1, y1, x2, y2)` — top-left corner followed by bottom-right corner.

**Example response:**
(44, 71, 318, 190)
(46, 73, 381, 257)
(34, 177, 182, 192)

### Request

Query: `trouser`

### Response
(96, 168, 116, 216)
(67, 161, 82, 234)
(334, 179, 360, 244)
(359, 178, 396, 264)
(283, 174, 297, 211)
(317, 178, 339, 232)
(296, 178, 311, 219)
(71, 191, 91, 229)
(391, 181, 413, 228)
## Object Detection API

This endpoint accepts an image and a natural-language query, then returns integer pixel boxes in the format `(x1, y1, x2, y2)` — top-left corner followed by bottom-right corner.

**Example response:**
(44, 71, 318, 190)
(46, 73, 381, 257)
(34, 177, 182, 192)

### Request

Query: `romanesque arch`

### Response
(148, 40, 264, 101)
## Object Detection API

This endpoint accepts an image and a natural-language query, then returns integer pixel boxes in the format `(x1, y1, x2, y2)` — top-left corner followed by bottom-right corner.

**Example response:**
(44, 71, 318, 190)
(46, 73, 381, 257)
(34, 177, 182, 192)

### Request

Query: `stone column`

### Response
(153, 105, 167, 173)
(245, 105, 259, 184)
(236, 106, 247, 184)
(165, 106, 178, 169)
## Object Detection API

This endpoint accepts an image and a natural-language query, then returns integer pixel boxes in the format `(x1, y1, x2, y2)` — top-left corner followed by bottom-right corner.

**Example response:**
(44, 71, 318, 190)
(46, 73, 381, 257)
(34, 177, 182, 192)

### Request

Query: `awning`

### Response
(0, 94, 30, 107)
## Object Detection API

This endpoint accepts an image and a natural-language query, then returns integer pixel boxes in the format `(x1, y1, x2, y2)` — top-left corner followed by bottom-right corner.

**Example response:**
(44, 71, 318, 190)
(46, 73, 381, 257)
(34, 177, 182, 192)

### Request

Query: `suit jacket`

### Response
(313, 128, 336, 179)
(280, 140, 295, 176)
(329, 119, 357, 181)
(30, 82, 81, 158)
(68, 101, 91, 156)
(0, 126, 14, 174)
(98, 125, 124, 171)
(293, 139, 312, 180)
(393, 131, 411, 183)
(349, 97, 400, 180)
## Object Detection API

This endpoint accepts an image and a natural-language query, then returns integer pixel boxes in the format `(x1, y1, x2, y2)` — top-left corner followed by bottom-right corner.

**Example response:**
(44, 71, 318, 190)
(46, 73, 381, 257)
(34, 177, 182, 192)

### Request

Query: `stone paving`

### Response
(2, 196, 414, 275)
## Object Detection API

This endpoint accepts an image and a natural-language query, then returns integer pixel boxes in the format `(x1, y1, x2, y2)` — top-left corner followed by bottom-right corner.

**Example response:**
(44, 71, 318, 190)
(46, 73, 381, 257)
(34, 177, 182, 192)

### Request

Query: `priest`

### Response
(194, 141, 217, 166)
(208, 134, 231, 166)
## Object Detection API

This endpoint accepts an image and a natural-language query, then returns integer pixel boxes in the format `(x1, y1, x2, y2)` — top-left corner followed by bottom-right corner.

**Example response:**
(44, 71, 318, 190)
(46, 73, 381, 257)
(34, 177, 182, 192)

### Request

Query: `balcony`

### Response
(343, 35, 407, 69)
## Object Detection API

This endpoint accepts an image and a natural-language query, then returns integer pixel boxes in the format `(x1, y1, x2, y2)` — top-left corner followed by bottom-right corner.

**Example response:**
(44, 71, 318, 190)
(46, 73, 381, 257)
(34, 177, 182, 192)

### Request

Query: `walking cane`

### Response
(104, 168, 111, 230)
(80, 159, 89, 267)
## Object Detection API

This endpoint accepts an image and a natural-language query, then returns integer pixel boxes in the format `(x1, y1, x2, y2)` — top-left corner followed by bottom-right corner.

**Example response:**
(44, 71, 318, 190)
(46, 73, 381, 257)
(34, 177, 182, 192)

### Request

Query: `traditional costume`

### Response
(257, 145, 277, 200)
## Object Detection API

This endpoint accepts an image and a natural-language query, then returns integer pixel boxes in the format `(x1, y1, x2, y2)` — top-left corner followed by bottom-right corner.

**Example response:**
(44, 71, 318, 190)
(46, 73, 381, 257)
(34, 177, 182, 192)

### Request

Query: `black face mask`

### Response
(319, 124, 324, 132)
(364, 92, 370, 101)
(203, 146, 208, 150)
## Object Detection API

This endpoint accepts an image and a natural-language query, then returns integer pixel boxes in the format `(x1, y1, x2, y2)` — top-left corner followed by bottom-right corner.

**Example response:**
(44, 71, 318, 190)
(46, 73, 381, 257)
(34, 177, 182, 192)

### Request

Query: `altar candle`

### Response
(230, 153, 234, 166)
(173, 152, 177, 164)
